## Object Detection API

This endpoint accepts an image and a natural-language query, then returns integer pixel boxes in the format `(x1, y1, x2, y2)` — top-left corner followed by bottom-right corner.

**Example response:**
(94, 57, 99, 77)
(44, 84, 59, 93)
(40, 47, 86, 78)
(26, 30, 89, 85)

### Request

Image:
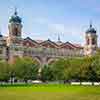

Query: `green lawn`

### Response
(0, 84, 100, 100)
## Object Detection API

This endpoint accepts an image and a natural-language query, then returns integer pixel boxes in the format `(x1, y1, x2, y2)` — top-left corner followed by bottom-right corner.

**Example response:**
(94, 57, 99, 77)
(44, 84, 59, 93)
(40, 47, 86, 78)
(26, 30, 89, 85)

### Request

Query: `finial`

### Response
(14, 7, 17, 15)
(90, 20, 92, 28)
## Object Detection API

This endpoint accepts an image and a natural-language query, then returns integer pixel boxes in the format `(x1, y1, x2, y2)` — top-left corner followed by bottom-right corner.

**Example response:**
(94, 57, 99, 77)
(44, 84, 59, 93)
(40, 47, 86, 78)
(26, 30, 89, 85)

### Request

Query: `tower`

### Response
(84, 23, 97, 56)
(8, 8, 22, 44)
(7, 8, 23, 63)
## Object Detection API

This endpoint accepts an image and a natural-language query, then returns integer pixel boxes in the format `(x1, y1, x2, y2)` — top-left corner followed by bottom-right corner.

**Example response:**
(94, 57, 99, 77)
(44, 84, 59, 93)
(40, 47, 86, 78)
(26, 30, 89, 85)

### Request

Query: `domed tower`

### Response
(7, 8, 23, 63)
(84, 23, 97, 56)
(7, 8, 22, 45)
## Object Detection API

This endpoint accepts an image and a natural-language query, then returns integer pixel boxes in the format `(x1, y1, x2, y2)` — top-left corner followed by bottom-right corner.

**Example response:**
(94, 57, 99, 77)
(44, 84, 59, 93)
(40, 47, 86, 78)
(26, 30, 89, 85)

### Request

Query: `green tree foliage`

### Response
(41, 65, 54, 82)
(0, 53, 100, 82)
(50, 58, 71, 81)
(0, 61, 10, 82)
(12, 57, 39, 82)
(91, 54, 100, 81)
(48, 56, 100, 82)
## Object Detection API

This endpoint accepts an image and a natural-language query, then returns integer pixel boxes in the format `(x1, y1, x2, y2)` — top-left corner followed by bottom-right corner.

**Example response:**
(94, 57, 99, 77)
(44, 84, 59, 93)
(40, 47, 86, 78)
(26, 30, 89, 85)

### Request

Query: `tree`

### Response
(51, 58, 71, 81)
(41, 65, 54, 82)
(13, 57, 39, 82)
(91, 55, 100, 82)
(0, 61, 10, 82)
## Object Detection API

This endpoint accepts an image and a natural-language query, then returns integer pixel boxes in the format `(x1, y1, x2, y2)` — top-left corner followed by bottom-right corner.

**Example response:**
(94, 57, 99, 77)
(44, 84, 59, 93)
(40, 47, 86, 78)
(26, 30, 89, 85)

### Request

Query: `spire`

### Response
(58, 34, 60, 41)
(57, 33, 61, 43)
(14, 7, 17, 15)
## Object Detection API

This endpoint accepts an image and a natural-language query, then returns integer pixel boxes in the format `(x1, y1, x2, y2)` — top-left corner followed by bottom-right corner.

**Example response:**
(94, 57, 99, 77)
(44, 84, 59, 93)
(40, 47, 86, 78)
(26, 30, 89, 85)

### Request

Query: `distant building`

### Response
(0, 9, 98, 65)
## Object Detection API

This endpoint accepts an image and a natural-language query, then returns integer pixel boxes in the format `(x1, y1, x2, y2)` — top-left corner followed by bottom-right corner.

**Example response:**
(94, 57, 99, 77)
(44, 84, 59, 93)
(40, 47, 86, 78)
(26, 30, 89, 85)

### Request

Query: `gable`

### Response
(40, 40, 58, 48)
(23, 37, 38, 47)
(60, 42, 77, 49)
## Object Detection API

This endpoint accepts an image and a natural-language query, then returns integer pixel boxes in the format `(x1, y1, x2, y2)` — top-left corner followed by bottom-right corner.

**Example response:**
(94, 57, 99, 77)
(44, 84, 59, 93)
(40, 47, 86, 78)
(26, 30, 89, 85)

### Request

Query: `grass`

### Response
(0, 84, 100, 100)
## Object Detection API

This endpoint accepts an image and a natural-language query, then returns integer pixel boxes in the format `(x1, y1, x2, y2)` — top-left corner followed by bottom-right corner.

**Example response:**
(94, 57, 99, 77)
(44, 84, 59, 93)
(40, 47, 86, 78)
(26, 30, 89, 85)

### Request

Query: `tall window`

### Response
(14, 27, 18, 36)
(92, 38, 96, 45)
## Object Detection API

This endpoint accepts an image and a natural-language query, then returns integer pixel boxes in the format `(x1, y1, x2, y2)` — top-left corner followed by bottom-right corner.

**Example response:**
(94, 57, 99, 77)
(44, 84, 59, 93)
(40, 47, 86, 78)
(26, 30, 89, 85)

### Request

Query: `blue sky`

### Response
(0, 0, 100, 45)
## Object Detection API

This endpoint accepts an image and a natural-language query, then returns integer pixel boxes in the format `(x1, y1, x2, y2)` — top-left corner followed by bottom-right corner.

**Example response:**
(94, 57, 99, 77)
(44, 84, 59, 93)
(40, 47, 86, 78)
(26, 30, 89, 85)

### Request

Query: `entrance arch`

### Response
(32, 57, 42, 65)
(47, 58, 58, 65)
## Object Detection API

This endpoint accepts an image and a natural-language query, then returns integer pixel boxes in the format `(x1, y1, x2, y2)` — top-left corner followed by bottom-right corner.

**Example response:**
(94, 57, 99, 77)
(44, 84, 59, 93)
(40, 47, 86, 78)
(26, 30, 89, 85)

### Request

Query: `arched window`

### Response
(92, 38, 96, 45)
(14, 27, 18, 36)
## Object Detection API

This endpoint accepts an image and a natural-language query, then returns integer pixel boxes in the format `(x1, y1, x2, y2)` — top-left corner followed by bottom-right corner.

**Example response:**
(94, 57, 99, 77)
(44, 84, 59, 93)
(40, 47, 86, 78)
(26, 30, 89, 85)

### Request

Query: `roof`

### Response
(23, 37, 82, 49)
(86, 24, 96, 34)
(9, 8, 22, 23)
